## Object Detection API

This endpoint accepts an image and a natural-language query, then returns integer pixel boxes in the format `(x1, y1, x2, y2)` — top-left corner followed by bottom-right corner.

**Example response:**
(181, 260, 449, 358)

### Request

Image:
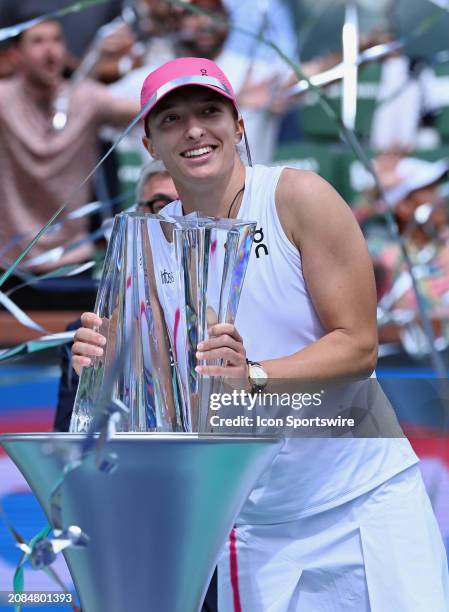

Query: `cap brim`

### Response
(141, 78, 239, 122)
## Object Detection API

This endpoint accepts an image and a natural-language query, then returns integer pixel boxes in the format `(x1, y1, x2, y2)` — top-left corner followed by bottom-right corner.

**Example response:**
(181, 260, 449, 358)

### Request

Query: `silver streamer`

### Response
(426, 0, 449, 10)
(0, 0, 111, 43)
(0, 291, 48, 334)
(285, 39, 404, 98)
(341, 2, 359, 131)
(0, 190, 133, 262)
(5, 262, 95, 298)
(0, 331, 75, 363)
(0, 506, 77, 610)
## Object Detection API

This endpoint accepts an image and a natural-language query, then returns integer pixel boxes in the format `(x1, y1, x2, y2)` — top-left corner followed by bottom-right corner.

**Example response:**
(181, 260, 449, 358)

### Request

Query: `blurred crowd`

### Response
(1, 0, 449, 359)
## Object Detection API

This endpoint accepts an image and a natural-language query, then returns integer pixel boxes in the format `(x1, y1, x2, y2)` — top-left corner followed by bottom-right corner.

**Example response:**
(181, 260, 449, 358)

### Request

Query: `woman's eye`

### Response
(203, 106, 219, 115)
(162, 114, 178, 124)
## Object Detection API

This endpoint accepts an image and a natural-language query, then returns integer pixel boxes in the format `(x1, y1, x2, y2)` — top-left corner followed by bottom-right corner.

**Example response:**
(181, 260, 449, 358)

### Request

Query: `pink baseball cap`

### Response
(140, 57, 240, 123)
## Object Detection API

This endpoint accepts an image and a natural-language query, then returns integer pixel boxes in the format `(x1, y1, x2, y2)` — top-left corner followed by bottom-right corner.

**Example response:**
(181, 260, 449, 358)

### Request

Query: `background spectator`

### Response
(222, 0, 299, 64)
(0, 19, 138, 270)
(0, 0, 123, 75)
(370, 52, 441, 153)
(0, 19, 139, 308)
(357, 156, 449, 349)
(92, 0, 182, 83)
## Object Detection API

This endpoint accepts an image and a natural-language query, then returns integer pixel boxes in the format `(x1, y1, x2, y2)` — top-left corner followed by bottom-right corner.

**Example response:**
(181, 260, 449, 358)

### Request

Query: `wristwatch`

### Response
(247, 360, 268, 392)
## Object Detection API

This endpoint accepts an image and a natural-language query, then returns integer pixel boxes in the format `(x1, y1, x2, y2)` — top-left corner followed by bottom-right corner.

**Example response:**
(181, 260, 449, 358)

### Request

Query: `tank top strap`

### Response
(242, 164, 285, 222)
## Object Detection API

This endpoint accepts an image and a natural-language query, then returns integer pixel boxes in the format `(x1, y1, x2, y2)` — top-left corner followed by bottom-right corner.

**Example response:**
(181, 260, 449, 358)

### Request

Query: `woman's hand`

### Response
(195, 323, 248, 379)
(72, 312, 106, 376)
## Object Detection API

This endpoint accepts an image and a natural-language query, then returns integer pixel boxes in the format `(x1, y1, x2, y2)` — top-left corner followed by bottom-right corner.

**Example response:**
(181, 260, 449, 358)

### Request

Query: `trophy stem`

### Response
(1, 433, 281, 612)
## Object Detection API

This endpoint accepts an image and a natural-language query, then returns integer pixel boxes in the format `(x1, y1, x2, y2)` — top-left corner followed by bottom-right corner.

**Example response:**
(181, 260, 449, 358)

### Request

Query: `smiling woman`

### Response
(142, 83, 246, 217)
(72, 56, 449, 612)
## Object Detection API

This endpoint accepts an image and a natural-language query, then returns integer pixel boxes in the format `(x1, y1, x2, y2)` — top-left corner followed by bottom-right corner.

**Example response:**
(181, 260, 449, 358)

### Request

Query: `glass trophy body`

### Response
(70, 212, 256, 433)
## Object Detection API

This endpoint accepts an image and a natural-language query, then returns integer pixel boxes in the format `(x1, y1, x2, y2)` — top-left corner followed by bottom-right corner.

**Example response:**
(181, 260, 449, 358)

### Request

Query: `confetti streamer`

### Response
(0, 291, 48, 334)
(0, 0, 112, 43)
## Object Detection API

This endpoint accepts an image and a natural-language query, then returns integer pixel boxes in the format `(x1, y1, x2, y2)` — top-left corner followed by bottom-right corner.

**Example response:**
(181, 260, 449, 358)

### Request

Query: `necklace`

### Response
(181, 184, 246, 218)
(226, 185, 245, 218)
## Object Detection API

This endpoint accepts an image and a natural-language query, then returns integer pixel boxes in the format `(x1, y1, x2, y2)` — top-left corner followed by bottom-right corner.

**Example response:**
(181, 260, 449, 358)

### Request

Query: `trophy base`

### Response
(0, 433, 281, 612)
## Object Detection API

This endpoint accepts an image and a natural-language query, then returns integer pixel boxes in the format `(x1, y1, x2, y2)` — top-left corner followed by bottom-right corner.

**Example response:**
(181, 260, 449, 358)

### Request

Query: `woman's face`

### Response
(143, 86, 242, 188)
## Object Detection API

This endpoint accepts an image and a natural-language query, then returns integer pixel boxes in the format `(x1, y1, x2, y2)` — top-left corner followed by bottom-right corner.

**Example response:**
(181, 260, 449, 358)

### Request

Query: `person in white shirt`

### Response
(72, 57, 449, 611)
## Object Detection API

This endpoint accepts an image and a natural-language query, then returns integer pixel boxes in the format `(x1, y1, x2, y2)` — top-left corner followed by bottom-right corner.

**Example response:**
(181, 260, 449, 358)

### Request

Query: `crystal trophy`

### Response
(70, 212, 256, 433)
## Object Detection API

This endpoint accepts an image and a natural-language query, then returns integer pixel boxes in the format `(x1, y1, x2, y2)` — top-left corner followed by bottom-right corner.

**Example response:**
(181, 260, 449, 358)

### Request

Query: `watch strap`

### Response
(246, 359, 268, 392)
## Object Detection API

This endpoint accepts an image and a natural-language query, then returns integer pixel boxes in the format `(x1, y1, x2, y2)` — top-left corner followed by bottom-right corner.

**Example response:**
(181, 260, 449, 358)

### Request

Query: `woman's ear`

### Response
(234, 117, 244, 144)
(142, 136, 161, 160)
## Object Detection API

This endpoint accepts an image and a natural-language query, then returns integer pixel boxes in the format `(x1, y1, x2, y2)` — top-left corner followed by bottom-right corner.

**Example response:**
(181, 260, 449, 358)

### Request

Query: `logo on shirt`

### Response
(254, 227, 269, 258)
(161, 269, 174, 285)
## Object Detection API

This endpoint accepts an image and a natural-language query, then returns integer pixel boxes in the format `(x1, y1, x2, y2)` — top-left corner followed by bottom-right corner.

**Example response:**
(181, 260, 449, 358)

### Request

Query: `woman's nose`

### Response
(184, 117, 205, 140)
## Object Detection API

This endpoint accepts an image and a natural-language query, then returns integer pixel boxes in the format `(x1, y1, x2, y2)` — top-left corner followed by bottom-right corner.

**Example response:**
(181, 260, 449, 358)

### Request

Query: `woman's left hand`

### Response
(196, 323, 248, 378)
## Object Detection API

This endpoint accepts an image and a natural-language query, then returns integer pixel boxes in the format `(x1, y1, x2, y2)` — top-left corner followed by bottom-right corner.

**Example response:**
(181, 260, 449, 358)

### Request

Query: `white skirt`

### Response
(218, 464, 449, 611)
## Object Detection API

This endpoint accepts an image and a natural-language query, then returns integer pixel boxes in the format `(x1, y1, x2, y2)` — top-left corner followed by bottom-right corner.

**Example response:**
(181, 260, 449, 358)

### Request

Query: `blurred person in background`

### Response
(222, 0, 298, 64)
(354, 155, 449, 349)
(0, 0, 123, 77)
(92, 0, 182, 83)
(135, 159, 179, 213)
(370, 47, 442, 153)
(0, 19, 139, 309)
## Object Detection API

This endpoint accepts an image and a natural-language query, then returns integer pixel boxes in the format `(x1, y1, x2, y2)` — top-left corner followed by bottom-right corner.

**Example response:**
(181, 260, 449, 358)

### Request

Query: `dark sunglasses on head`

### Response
(137, 194, 174, 214)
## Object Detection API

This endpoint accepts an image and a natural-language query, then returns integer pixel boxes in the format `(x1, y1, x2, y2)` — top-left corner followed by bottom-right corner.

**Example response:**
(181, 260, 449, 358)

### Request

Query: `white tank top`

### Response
(163, 164, 418, 522)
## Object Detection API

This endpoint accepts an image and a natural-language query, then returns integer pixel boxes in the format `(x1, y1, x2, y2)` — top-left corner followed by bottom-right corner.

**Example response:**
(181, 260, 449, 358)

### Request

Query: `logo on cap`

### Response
(200, 69, 208, 76)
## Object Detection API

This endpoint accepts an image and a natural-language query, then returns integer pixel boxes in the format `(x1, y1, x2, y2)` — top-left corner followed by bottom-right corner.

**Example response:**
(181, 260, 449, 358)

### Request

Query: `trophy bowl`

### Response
(0, 432, 282, 612)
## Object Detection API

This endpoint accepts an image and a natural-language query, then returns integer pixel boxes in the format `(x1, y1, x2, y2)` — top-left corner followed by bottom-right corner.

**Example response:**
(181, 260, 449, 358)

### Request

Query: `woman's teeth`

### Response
(183, 146, 213, 158)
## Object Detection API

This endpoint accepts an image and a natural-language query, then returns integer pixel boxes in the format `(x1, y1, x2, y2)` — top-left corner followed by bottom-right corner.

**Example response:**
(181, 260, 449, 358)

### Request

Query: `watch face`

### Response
(250, 364, 268, 386)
